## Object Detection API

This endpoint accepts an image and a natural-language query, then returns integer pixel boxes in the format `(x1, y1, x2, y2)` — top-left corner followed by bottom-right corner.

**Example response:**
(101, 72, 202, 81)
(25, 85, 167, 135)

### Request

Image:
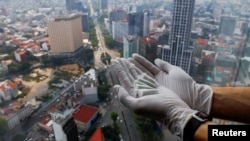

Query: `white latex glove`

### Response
(113, 70, 198, 137)
(126, 54, 213, 115)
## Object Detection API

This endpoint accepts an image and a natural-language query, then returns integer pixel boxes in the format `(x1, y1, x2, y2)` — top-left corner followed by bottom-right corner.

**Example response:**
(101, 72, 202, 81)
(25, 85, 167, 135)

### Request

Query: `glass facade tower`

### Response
(162, 0, 195, 73)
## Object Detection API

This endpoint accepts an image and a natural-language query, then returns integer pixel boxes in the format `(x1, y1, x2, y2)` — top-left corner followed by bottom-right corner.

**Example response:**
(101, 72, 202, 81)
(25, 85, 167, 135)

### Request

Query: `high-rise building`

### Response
(66, 0, 76, 11)
(99, 0, 108, 10)
(142, 10, 150, 36)
(128, 12, 139, 35)
(162, 0, 195, 73)
(48, 14, 83, 54)
(81, 13, 89, 32)
(219, 16, 236, 36)
(139, 37, 158, 63)
(123, 35, 139, 58)
(128, 11, 150, 36)
(108, 9, 127, 33)
(112, 21, 128, 43)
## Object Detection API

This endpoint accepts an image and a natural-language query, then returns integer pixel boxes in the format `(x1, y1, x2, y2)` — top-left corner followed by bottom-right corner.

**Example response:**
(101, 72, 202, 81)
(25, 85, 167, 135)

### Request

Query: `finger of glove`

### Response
(154, 59, 174, 73)
(132, 53, 160, 75)
(117, 58, 135, 82)
(117, 70, 136, 97)
(114, 85, 137, 110)
(110, 61, 123, 85)
(121, 58, 143, 79)
(128, 58, 154, 78)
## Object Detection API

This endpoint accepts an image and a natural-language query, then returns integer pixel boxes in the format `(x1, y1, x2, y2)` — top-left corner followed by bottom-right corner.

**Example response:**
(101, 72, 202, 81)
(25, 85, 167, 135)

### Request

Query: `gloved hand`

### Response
(123, 54, 213, 115)
(113, 70, 198, 137)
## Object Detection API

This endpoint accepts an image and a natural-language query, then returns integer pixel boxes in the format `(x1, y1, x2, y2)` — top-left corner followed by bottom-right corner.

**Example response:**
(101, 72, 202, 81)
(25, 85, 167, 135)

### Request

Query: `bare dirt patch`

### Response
(14, 68, 53, 102)
(59, 64, 83, 76)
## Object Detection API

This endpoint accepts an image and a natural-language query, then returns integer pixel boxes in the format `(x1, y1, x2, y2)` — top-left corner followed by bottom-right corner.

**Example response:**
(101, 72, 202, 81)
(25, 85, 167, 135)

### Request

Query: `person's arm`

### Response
(211, 87, 250, 124)
(193, 121, 215, 141)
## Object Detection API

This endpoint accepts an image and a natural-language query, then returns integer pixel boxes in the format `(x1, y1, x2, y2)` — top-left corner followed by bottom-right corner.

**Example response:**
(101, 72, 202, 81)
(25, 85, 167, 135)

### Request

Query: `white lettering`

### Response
(242, 131, 247, 136)
(212, 129, 218, 136)
(211, 129, 247, 136)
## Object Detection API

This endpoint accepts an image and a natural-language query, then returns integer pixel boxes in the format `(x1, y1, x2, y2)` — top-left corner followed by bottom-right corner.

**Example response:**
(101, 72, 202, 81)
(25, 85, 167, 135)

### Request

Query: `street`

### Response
(105, 66, 141, 141)
(87, 0, 120, 69)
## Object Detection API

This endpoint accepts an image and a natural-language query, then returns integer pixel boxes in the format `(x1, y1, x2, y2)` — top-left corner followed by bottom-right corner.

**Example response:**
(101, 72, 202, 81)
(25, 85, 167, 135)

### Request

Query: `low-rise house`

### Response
(73, 69, 98, 104)
(72, 104, 98, 132)
(0, 101, 33, 129)
(38, 114, 53, 134)
(0, 80, 18, 102)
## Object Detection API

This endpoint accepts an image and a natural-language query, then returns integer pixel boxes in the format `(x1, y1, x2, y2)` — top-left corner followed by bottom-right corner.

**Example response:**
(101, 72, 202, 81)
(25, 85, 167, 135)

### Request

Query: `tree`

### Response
(11, 134, 25, 141)
(23, 34, 32, 39)
(102, 125, 120, 141)
(0, 118, 7, 131)
(97, 84, 110, 102)
(119, 48, 123, 58)
(104, 37, 114, 49)
(26, 51, 38, 62)
(41, 55, 50, 66)
(110, 112, 118, 122)
(8, 63, 21, 74)
(19, 62, 31, 72)
(134, 115, 163, 141)
(51, 57, 64, 66)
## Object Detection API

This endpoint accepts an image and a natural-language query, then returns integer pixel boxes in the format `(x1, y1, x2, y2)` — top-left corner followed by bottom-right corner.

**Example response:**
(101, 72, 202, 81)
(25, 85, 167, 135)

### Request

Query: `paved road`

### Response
(106, 66, 141, 141)
(88, 0, 120, 69)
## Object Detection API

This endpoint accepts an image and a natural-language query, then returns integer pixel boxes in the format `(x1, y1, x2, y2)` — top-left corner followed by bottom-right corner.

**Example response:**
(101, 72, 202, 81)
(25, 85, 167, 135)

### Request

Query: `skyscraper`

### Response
(128, 10, 150, 37)
(139, 37, 158, 63)
(81, 13, 89, 32)
(142, 10, 150, 36)
(66, 0, 76, 11)
(112, 21, 128, 43)
(48, 14, 83, 55)
(162, 0, 195, 73)
(219, 16, 236, 36)
(99, 0, 108, 10)
(123, 35, 139, 58)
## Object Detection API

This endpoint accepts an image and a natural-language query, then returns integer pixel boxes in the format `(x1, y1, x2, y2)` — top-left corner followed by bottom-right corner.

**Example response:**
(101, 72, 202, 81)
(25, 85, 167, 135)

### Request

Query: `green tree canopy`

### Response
(102, 125, 120, 141)
(0, 118, 7, 131)
(104, 36, 114, 49)
(134, 115, 163, 141)
(110, 112, 118, 122)
(97, 84, 110, 102)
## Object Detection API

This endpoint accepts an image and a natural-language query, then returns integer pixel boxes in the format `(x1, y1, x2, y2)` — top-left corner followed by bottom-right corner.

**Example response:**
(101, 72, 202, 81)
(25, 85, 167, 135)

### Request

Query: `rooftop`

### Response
(73, 105, 98, 123)
(54, 14, 81, 21)
(196, 39, 208, 45)
(0, 101, 26, 119)
(39, 114, 52, 126)
(89, 128, 104, 141)
(140, 36, 157, 45)
(83, 69, 96, 81)
(0, 80, 18, 92)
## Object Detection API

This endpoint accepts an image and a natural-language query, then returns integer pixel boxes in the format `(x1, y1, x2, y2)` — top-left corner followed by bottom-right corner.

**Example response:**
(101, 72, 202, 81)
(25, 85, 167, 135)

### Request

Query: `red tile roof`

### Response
(0, 86, 6, 92)
(196, 39, 208, 45)
(73, 105, 98, 123)
(8, 82, 17, 89)
(89, 128, 104, 141)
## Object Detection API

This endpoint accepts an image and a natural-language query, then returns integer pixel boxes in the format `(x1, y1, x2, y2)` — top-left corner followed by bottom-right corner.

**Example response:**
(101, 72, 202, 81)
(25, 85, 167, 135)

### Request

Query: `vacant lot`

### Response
(59, 64, 83, 76)
(14, 68, 53, 102)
